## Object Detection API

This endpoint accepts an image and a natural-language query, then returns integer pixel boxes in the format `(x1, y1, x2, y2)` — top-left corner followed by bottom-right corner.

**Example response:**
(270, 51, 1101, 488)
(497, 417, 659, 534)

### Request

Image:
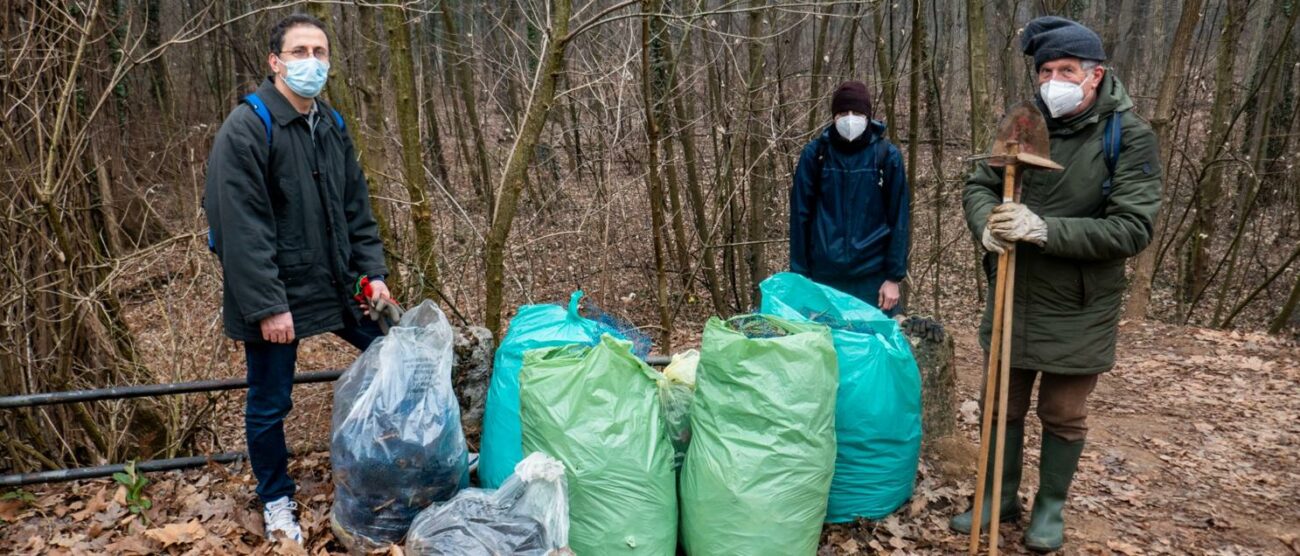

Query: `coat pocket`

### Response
(277, 249, 317, 278)
(1081, 260, 1126, 307)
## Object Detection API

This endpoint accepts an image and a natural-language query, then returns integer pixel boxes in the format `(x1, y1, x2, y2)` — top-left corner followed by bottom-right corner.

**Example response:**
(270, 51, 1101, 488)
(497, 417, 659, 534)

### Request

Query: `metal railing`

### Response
(1, 355, 671, 487)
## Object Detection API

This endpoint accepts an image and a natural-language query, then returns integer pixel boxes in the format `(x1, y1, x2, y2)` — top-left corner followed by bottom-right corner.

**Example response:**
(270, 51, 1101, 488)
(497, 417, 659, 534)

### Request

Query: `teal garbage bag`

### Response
(480, 291, 649, 488)
(759, 272, 922, 521)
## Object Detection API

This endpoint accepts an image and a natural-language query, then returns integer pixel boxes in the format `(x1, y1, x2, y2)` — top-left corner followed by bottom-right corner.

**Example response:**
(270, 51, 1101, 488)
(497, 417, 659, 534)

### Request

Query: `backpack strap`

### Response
(1101, 110, 1124, 200)
(242, 93, 274, 147)
(331, 108, 345, 131)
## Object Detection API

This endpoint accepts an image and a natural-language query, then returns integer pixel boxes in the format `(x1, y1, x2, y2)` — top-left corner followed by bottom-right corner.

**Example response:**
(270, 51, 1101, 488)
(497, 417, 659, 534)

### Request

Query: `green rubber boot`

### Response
(949, 424, 1024, 534)
(1024, 433, 1085, 553)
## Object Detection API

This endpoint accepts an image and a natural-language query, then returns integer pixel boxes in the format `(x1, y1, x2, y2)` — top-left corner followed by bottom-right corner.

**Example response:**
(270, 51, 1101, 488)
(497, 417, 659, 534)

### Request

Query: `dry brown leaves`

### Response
(2, 320, 1296, 555)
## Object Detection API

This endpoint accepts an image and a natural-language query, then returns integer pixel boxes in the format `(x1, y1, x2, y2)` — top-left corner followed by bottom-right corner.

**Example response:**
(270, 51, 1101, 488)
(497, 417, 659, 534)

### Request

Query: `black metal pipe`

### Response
(0, 355, 672, 486)
(0, 452, 246, 488)
(0, 356, 672, 410)
(0, 370, 345, 410)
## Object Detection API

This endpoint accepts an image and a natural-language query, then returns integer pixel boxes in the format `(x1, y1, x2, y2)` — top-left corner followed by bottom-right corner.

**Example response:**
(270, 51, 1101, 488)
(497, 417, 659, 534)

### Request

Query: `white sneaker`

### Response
(263, 496, 304, 544)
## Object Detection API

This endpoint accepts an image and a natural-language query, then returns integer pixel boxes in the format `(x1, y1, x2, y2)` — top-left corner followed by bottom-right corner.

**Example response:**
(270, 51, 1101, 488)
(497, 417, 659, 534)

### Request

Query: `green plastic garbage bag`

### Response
(519, 335, 677, 556)
(480, 291, 648, 488)
(760, 272, 922, 522)
(681, 314, 838, 556)
(658, 349, 698, 469)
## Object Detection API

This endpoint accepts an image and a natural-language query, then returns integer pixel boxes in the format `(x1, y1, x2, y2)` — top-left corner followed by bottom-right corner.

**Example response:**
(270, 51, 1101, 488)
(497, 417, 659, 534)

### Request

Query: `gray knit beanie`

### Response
(1020, 16, 1106, 69)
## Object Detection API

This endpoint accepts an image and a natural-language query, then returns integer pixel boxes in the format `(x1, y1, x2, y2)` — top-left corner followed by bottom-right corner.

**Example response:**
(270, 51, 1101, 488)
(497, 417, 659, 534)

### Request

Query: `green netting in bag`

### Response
(681, 314, 838, 556)
(519, 335, 677, 556)
(760, 272, 922, 522)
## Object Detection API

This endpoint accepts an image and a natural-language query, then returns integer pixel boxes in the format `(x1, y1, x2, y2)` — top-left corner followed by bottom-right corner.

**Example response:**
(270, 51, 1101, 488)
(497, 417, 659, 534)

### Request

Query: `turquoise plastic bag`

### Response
(759, 272, 922, 521)
(480, 291, 646, 488)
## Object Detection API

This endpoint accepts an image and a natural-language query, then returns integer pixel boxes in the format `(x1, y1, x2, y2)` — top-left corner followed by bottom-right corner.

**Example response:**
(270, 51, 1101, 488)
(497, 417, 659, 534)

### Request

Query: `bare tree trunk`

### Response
(1183, 0, 1247, 312)
(967, 0, 993, 153)
(807, 2, 833, 133)
(441, 1, 495, 213)
(874, 4, 898, 142)
(1125, 0, 1203, 320)
(385, 5, 441, 300)
(642, 0, 674, 351)
(744, 0, 768, 309)
(483, 0, 572, 335)
(671, 34, 728, 314)
(1270, 269, 1300, 334)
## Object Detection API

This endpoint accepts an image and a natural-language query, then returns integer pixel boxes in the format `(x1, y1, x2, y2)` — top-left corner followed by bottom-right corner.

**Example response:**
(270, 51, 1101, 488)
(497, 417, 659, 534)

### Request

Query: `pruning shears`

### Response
(354, 276, 404, 334)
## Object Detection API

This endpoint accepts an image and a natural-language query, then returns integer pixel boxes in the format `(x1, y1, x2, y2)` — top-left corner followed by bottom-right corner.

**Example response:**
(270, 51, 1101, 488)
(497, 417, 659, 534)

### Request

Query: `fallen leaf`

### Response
(1107, 539, 1145, 555)
(0, 500, 24, 522)
(144, 519, 207, 547)
(838, 537, 860, 553)
(104, 535, 156, 555)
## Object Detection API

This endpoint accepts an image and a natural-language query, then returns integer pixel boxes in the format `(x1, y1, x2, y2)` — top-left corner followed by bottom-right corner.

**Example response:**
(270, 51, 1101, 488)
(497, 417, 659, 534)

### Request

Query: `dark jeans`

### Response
(245, 315, 384, 503)
(811, 273, 904, 317)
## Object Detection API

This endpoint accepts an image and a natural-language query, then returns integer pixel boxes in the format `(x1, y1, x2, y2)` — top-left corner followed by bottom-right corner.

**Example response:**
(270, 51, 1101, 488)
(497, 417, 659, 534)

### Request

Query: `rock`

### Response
(453, 326, 495, 440)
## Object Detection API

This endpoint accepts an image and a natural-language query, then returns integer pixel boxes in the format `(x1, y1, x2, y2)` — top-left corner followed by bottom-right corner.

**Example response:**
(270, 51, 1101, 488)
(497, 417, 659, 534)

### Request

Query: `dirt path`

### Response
(3, 321, 1297, 555)
(824, 320, 1300, 555)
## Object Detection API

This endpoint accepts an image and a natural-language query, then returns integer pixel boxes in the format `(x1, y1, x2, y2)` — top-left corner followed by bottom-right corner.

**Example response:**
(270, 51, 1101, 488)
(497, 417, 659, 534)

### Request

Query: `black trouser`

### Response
(244, 316, 383, 502)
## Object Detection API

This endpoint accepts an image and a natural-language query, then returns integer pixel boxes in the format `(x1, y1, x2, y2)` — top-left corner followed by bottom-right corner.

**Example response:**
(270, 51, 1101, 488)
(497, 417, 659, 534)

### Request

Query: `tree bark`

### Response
(642, 0, 674, 351)
(483, 0, 572, 336)
(966, 0, 993, 153)
(1183, 0, 1247, 311)
(1124, 0, 1203, 320)
(744, 0, 768, 309)
(440, 1, 495, 213)
(385, 5, 441, 300)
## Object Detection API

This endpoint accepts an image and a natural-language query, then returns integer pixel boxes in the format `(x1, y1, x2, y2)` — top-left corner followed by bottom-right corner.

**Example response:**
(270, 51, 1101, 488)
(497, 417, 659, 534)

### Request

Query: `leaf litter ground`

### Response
(2, 320, 1297, 555)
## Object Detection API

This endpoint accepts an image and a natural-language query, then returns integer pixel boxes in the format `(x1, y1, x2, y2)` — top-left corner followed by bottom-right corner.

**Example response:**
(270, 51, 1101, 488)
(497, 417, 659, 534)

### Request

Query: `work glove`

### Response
(982, 227, 1014, 254)
(368, 296, 404, 334)
(988, 202, 1048, 246)
(902, 315, 945, 343)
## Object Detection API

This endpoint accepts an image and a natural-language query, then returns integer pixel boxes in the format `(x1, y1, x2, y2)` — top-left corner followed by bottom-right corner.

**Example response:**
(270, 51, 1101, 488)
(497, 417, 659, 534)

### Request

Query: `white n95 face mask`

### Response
(835, 114, 868, 141)
(1039, 73, 1091, 118)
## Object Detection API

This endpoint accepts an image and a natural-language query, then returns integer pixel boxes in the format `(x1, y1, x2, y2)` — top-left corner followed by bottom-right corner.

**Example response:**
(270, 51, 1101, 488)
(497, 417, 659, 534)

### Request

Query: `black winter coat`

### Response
(204, 79, 386, 342)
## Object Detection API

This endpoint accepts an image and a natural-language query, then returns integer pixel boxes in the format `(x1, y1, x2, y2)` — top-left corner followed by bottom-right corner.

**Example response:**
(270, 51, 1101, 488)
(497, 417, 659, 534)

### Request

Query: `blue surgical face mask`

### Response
(277, 56, 329, 98)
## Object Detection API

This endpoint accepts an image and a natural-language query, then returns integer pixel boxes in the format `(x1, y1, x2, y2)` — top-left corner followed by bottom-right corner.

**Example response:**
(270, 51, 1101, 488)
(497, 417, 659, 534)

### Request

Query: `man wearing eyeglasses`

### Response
(203, 14, 391, 544)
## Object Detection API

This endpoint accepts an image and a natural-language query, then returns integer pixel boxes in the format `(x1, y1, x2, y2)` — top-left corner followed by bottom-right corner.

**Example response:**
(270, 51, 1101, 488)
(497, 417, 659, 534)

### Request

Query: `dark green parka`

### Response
(963, 73, 1161, 375)
(204, 79, 386, 342)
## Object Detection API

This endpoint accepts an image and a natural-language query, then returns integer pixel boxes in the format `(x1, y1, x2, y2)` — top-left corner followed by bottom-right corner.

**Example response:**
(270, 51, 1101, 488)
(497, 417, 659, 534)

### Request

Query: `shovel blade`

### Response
(989, 101, 1062, 171)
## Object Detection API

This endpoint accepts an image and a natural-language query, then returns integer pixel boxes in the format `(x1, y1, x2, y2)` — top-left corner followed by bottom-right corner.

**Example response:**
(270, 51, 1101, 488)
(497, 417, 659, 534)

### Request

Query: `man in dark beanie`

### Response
(789, 81, 909, 315)
(952, 16, 1162, 553)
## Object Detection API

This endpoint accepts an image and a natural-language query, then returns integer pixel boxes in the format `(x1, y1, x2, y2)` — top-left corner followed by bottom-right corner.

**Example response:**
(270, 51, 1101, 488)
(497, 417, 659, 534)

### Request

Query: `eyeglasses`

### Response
(280, 47, 330, 61)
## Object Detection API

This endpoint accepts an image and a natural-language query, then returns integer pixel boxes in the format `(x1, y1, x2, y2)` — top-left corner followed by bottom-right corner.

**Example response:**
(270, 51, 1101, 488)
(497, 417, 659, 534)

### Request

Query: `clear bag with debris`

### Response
(405, 452, 571, 556)
(330, 301, 469, 553)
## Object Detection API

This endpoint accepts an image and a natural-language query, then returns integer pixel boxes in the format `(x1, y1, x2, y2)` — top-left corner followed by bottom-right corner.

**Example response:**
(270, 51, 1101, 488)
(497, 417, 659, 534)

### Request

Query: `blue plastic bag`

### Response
(479, 291, 649, 488)
(759, 272, 922, 521)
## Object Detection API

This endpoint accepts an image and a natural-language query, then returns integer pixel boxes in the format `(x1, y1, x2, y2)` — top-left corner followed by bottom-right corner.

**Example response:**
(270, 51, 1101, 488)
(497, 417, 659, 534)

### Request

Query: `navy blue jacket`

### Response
(789, 121, 910, 282)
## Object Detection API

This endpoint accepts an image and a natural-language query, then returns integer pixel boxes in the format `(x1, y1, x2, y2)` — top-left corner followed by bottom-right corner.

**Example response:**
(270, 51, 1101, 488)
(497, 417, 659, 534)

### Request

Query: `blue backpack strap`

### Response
(242, 93, 273, 147)
(331, 108, 345, 131)
(1101, 110, 1124, 200)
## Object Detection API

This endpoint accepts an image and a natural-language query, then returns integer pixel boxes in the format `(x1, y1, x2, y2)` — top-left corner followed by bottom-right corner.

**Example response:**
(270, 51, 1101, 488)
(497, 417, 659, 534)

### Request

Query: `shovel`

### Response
(968, 101, 1063, 556)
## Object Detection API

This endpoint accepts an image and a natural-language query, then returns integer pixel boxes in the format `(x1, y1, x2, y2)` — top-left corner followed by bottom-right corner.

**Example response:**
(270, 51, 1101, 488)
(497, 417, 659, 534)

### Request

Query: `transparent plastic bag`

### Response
(330, 301, 469, 553)
(658, 349, 699, 469)
(406, 452, 570, 556)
